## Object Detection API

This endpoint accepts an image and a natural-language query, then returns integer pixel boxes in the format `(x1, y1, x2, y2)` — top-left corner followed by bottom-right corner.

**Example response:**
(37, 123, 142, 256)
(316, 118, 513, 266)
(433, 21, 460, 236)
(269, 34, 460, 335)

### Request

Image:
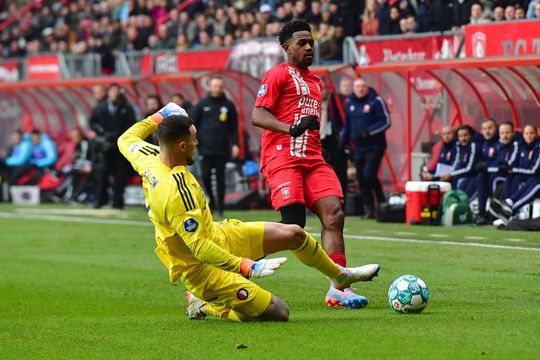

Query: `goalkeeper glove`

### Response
(240, 257, 287, 278)
(289, 115, 319, 137)
(150, 102, 188, 124)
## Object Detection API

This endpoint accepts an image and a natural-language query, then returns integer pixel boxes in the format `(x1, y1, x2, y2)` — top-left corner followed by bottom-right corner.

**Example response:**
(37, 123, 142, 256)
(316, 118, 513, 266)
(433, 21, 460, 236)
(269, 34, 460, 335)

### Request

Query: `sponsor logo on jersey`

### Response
(183, 218, 198, 232)
(129, 143, 142, 154)
(257, 84, 267, 97)
(237, 288, 249, 300)
(143, 169, 159, 189)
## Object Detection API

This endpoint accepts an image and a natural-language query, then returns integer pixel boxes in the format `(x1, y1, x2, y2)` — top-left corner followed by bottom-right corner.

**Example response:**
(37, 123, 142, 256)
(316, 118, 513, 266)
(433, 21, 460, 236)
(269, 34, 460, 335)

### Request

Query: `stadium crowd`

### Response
(1, 0, 540, 64)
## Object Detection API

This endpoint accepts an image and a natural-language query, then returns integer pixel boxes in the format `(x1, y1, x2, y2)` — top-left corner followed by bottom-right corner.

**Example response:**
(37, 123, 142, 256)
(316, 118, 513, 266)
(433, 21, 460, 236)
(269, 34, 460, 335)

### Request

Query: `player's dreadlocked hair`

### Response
(278, 20, 311, 45)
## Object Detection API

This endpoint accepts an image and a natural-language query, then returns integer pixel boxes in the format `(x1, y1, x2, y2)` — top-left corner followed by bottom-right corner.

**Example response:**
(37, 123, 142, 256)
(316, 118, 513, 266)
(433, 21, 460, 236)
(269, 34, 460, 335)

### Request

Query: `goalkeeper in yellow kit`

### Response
(118, 102, 380, 321)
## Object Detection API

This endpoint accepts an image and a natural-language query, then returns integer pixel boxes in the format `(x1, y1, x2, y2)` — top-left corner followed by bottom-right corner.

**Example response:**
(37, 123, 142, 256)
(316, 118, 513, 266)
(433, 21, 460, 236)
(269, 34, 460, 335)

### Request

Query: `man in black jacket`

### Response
(191, 76, 239, 217)
(89, 83, 135, 209)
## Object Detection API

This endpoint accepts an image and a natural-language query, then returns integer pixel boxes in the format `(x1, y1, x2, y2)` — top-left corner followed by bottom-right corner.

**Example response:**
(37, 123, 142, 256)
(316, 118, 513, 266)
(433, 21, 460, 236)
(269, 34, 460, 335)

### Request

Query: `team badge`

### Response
(350, 105, 355, 111)
(183, 218, 198, 232)
(281, 186, 291, 200)
(488, 147, 494, 157)
(257, 84, 267, 97)
(363, 104, 371, 112)
(446, 152, 451, 161)
(237, 288, 249, 300)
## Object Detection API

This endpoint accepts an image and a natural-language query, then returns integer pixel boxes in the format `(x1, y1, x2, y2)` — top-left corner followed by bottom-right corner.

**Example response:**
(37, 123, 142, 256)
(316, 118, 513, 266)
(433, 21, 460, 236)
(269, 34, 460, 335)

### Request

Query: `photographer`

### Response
(89, 83, 135, 209)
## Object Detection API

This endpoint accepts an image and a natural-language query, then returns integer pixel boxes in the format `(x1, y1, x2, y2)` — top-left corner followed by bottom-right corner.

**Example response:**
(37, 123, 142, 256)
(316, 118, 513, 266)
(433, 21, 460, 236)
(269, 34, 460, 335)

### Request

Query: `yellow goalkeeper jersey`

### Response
(117, 117, 244, 282)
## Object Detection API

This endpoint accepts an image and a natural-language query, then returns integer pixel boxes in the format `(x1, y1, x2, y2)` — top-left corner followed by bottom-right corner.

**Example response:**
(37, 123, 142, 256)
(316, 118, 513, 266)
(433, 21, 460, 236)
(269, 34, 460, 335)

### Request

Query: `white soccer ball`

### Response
(388, 275, 429, 313)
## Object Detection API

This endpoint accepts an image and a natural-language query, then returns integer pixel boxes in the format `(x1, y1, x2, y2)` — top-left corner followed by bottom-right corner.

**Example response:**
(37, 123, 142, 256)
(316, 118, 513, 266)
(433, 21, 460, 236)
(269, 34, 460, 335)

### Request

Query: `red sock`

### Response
(328, 252, 347, 268)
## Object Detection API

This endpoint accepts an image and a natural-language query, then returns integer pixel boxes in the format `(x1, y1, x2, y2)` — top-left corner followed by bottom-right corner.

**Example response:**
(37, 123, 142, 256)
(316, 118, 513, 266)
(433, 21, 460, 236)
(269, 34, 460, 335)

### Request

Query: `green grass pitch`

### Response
(0, 204, 539, 359)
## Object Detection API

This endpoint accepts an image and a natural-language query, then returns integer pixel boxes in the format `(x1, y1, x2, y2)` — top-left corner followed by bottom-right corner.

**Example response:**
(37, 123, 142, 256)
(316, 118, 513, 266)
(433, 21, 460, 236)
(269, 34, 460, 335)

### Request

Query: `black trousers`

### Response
(321, 136, 348, 196)
(354, 149, 386, 210)
(94, 149, 130, 209)
(201, 155, 227, 214)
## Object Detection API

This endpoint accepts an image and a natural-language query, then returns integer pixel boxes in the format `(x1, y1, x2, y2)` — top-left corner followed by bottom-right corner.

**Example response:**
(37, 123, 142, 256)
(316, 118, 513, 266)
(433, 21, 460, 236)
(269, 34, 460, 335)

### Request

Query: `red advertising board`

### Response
(0, 60, 20, 81)
(465, 20, 540, 58)
(356, 35, 458, 65)
(26, 55, 61, 80)
(177, 49, 230, 71)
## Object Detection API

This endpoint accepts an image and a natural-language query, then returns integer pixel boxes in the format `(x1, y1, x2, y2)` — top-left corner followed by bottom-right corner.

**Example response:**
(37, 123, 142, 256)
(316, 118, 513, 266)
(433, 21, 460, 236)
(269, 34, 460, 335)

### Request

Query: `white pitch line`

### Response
(464, 236, 486, 240)
(395, 232, 417, 236)
(428, 233, 448, 238)
(1, 212, 538, 252)
(340, 234, 539, 252)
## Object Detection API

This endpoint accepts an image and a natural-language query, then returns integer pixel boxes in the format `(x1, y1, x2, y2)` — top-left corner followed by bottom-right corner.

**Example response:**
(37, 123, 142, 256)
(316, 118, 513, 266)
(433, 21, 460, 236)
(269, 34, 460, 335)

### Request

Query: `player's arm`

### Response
(117, 116, 159, 172)
(168, 195, 284, 278)
(252, 106, 290, 134)
(367, 96, 391, 135)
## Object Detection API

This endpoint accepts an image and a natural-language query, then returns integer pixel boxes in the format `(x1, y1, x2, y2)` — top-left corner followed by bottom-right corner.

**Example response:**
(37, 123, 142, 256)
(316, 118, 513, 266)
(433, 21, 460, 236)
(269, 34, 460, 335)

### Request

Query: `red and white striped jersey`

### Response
(254, 62, 323, 167)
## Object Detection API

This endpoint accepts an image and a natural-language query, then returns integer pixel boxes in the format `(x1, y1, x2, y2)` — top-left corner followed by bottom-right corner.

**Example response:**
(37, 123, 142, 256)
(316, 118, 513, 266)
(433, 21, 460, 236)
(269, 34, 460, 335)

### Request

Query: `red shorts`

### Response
(263, 157, 344, 211)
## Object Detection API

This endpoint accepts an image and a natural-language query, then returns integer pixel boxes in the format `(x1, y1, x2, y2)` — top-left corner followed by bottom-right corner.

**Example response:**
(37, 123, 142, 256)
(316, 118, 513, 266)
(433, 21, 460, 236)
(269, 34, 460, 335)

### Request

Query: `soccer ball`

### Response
(388, 275, 429, 313)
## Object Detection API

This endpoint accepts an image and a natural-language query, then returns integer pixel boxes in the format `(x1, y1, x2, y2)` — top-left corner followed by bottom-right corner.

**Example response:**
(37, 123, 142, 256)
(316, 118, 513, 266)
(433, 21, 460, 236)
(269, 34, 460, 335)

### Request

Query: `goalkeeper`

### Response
(118, 103, 380, 322)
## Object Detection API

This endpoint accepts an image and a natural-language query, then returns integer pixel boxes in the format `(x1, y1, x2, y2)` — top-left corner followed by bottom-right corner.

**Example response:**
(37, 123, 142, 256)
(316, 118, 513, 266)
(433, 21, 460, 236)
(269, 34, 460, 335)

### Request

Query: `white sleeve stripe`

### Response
(508, 142, 519, 165)
(452, 143, 476, 176)
(370, 97, 391, 135)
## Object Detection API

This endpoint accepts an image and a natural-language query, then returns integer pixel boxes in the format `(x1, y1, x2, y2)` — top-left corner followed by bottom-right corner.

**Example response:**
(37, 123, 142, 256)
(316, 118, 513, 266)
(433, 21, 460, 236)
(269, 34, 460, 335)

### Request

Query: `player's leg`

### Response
(279, 203, 306, 228)
(305, 162, 379, 308)
(506, 177, 540, 213)
(184, 265, 288, 322)
(265, 164, 307, 226)
(475, 172, 490, 224)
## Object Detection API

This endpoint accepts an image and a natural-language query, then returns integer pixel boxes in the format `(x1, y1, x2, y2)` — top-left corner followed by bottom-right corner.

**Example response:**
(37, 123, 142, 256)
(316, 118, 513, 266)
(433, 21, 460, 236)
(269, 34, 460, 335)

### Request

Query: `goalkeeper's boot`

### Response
(332, 264, 380, 289)
(325, 286, 368, 309)
(186, 292, 207, 320)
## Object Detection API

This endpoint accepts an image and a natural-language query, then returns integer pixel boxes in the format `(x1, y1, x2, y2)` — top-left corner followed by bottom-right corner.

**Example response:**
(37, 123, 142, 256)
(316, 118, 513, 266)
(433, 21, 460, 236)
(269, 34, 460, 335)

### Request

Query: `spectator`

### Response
(362, 0, 380, 36)
(340, 77, 391, 218)
(526, 0, 540, 18)
(469, 2, 491, 24)
(338, 77, 353, 101)
(4, 130, 32, 185)
(193, 31, 213, 49)
(152, 23, 176, 49)
(320, 81, 348, 198)
(54, 128, 94, 203)
(317, 22, 338, 61)
(476, 121, 519, 224)
(420, 125, 457, 181)
(453, 0, 476, 27)
(514, 5, 526, 18)
(504, 5, 515, 20)
(89, 83, 135, 209)
(176, 33, 190, 51)
(388, 5, 402, 34)
(191, 76, 239, 218)
(441, 124, 481, 199)
(377, 0, 392, 35)
(492, 5, 505, 20)
(171, 93, 193, 114)
(306, 1, 323, 23)
(489, 124, 540, 223)
(8, 129, 58, 186)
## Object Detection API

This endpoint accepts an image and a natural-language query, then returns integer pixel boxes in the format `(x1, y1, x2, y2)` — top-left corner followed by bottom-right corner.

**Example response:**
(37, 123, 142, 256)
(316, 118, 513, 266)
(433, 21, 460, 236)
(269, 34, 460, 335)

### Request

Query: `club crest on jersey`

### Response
(237, 288, 249, 300)
(363, 104, 371, 112)
(183, 218, 198, 232)
(281, 186, 291, 200)
(257, 84, 267, 97)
